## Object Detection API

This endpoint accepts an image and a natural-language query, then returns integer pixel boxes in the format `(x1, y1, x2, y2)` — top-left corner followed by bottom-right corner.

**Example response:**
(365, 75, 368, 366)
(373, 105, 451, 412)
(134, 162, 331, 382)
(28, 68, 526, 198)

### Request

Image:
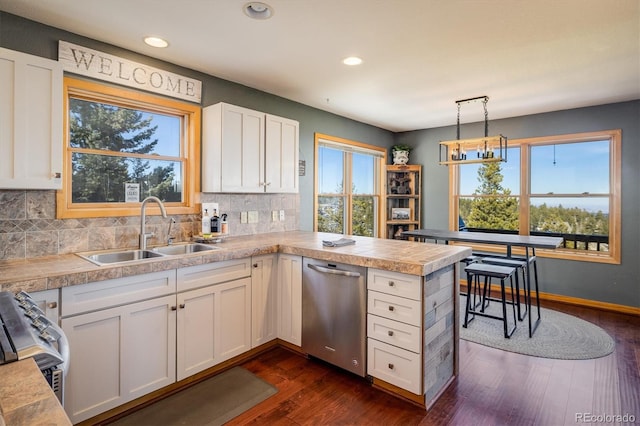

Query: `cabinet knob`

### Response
(388, 330, 394, 337)
(53, 172, 61, 179)
(47, 302, 57, 309)
(171, 306, 177, 311)
(179, 303, 185, 309)
(388, 305, 395, 312)
(388, 281, 395, 287)
(253, 263, 258, 268)
(388, 363, 395, 370)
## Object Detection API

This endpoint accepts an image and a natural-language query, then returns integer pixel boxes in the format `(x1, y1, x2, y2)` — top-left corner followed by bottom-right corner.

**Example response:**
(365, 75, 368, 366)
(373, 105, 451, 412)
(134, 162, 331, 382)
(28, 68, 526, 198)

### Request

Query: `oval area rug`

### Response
(460, 296, 615, 360)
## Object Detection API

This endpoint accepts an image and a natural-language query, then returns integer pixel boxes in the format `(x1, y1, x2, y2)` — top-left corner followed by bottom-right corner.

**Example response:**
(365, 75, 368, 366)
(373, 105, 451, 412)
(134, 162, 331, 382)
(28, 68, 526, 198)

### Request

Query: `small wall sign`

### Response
(58, 41, 202, 103)
(125, 183, 140, 203)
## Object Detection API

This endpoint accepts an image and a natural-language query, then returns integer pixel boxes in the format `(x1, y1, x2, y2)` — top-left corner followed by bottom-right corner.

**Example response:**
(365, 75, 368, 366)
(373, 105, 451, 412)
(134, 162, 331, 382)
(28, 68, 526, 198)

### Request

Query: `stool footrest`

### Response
(464, 263, 516, 278)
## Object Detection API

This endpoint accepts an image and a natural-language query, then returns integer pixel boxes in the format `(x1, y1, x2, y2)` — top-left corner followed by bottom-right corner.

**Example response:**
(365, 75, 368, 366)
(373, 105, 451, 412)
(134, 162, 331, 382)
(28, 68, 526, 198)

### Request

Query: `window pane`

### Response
(530, 197, 609, 251)
(459, 196, 520, 232)
(352, 153, 374, 194)
(72, 153, 182, 203)
(317, 196, 344, 234)
(318, 146, 344, 193)
(530, 141, 609, 194)
(460, 146, 520, 195)
(352, 196, 375, 237)
(69, 98, 181, 157)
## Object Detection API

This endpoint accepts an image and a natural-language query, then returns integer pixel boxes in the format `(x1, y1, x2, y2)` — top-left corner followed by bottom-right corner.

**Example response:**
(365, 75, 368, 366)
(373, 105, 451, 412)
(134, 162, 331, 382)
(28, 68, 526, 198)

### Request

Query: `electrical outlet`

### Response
(240, 211, 248, 224)
(279, 210, 285, 221)
(272, 211, 279, 221)
(202, 202, 218, 216)
(248, 211, 259, 223)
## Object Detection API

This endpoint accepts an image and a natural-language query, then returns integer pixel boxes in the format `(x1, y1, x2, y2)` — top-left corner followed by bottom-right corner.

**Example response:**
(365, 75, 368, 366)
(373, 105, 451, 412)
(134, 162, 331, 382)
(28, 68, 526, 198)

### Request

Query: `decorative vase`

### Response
(392, 150, 409, 165)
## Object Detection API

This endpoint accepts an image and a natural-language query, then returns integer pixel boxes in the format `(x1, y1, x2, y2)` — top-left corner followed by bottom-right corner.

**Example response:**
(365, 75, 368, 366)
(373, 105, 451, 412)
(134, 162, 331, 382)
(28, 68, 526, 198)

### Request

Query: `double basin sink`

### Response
(78, 243, 219, 266)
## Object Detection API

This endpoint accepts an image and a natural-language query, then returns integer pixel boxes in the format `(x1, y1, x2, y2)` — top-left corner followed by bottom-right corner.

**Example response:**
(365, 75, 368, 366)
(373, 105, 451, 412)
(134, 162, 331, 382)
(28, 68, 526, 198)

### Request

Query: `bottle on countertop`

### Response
(202, 209, 211, 234)
(211, 209, 220, 233)
(220, 213, 228, 234)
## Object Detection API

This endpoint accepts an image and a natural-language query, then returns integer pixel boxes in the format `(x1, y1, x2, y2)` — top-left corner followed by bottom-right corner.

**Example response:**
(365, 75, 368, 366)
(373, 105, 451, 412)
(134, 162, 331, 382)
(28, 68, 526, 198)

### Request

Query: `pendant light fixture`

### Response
(439, 96, 507, 165)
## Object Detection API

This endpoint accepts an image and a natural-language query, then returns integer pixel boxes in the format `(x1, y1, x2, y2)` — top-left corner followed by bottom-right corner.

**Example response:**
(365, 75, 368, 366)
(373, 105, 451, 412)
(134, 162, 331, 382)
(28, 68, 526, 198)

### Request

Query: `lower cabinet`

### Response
(251, 254, 278, 347)
(276, 254, 302, 346)
(62, 294, 176, 424)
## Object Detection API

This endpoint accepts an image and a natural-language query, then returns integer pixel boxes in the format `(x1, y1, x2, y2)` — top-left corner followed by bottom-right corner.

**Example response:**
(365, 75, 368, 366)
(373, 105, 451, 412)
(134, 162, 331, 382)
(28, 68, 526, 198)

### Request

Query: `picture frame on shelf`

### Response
(391, 207, 411, 220)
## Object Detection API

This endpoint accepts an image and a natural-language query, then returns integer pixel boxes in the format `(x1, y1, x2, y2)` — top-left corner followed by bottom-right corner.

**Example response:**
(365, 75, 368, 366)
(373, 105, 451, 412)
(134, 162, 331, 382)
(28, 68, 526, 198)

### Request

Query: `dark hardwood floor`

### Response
(230, 301, 640, 426)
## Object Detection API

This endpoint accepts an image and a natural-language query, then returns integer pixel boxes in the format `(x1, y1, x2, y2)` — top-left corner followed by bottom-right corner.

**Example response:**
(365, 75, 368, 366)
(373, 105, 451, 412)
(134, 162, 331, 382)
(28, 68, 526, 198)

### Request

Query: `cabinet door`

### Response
(217, 277, 252, 361)
(251, 255, 278, 347)
(277, 254, 302, 346)
(122, 295, 176, 401)
(62, 295, 176, 424)
(176, 285, 217, 381)
(62, 306, 126, 423)
(202, 103, 264, 193)
(0, 47, 63, 189)
(265, 114, 299, 193)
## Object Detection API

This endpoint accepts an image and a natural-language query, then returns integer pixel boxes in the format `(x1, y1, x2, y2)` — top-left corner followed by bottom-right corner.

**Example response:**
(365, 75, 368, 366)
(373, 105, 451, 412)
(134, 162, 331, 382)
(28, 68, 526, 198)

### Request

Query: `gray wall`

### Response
(396, 101, 640, 308)
(2, 12, 638, 308)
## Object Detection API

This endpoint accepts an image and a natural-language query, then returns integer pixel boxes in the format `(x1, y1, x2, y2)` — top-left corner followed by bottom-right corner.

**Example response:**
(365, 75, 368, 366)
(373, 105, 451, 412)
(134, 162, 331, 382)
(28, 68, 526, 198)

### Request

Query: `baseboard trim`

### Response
(461, 280, 640, 316)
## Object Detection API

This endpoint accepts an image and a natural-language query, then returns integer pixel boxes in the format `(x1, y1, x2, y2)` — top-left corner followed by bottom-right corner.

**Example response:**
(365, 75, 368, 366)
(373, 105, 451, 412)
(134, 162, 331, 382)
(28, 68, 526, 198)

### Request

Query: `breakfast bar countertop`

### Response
(0, 231, 472, 294)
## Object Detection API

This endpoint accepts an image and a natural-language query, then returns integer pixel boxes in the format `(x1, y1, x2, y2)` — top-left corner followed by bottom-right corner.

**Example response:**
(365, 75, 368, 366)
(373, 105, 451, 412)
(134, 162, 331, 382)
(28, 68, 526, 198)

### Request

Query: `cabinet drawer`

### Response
(177, 258, 252, 292)
(367, 290, 421, 327)
(61, 270, 176, 317)
(367, 314, 421, 353)
(368, 268, 421, 300)
(367, 338, 422, 395)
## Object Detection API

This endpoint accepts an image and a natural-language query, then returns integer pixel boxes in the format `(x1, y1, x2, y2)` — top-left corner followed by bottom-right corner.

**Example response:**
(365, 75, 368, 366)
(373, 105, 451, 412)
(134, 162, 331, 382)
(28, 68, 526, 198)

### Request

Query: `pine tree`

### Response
(466, 162, 519, 231)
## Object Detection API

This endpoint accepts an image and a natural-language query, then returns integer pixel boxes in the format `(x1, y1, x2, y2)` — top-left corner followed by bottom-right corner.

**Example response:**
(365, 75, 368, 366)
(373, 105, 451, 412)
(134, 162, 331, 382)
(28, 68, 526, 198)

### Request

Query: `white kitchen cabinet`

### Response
(251, 254, 278, 348)
(366, 267, 423, 395)
(176, 260, 252, 381)
(0, 47, 63, 189)
(61, 271, 176, 423)
(276, 254, 302, 346)
(202, 102, 299, 193)
(62, 294, 176, 424)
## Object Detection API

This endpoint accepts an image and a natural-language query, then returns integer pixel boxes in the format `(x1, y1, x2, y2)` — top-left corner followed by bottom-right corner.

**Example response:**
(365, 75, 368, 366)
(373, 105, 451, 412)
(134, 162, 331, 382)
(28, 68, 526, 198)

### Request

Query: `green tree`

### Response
(69, 99, 158, 202)
(466, 162, 519, 231)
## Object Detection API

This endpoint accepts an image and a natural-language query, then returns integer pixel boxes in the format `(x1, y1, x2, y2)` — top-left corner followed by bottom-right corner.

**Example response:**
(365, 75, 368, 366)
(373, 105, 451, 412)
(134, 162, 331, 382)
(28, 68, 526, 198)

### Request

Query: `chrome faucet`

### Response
(139, 196, 167, 250)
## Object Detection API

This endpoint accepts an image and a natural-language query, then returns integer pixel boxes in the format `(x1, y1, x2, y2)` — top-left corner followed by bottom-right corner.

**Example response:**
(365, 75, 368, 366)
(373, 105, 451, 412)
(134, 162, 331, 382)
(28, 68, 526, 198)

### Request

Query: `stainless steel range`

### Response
(0, 291, 69, 403)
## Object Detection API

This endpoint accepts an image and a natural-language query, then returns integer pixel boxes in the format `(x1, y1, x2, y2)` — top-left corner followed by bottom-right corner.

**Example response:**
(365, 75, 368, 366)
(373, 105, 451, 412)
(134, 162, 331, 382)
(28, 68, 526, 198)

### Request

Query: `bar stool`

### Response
(460, 255, 484, 310)
(480, 257, 531, 321)
(463, 263, 517, 338)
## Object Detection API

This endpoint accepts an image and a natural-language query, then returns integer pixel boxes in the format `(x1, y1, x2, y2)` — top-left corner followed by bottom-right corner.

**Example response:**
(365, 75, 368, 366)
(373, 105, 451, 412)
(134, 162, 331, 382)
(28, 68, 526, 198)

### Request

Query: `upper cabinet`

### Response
(202, 102, 299, 193)
(0, 48, 63, 190)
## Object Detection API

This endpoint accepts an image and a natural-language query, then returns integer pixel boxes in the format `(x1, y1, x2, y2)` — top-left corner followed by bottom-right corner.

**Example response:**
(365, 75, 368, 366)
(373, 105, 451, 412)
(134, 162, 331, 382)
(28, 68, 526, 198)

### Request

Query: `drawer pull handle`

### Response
(171, 306, 177, 311)
(388, 330, 394, 337)
(388, 281, 395, 287)
(388, 305, 395, 312)
(47, 302, 57, 309)
(388, 363, 394, 370)
(179, 304, 185, 309)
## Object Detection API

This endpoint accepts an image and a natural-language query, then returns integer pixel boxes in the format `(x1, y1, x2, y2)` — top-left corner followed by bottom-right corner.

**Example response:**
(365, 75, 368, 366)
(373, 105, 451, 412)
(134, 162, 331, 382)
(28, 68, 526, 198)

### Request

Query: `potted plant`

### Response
(391, 144, 411, 165)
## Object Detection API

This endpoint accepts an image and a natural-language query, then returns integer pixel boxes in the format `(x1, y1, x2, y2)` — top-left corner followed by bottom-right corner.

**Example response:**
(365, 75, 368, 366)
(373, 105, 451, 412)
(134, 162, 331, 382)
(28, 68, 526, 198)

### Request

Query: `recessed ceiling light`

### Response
(144, 36, 169, 48)
(244, 2, 274, 20)
(343, 56, 363, 66)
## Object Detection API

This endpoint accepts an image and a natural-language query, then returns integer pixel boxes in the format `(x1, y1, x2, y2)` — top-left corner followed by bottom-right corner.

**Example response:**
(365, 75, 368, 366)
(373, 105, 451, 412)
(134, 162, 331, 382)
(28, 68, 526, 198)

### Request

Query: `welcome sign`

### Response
(58, 41, 202, 103)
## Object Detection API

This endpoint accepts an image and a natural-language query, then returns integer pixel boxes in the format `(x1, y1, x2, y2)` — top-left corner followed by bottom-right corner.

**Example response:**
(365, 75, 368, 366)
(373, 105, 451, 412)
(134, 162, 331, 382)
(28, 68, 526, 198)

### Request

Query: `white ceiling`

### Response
(1, 0, 638, 132)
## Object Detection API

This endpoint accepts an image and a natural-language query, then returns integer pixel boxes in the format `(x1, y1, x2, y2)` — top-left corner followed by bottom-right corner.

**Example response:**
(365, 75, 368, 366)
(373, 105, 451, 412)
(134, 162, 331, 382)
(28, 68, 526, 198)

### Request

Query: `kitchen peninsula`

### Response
(0, 231, 471, 423)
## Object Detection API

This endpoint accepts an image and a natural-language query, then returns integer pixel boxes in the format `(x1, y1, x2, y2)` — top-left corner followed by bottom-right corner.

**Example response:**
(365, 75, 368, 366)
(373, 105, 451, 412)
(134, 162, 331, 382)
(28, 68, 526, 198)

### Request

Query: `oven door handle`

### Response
(47, 321, 70, 377)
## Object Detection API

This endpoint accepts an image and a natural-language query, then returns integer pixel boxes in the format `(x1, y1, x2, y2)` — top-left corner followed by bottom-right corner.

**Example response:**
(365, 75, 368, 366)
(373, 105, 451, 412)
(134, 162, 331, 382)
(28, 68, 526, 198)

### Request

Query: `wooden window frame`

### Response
(449, 129, 621, 264)
(57, 77, 201, 218)
(314, 133, 387, 237)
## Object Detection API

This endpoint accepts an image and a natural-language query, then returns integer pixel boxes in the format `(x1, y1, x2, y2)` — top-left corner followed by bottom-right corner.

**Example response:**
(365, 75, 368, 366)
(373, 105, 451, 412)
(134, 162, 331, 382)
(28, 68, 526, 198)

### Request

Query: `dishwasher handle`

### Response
(307, 263, 361, 277)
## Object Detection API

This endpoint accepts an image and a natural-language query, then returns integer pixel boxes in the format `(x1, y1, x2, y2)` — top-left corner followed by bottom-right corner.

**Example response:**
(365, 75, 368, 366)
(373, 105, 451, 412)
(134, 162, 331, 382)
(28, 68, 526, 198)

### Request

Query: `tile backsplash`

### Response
(0, 190, 299, 261)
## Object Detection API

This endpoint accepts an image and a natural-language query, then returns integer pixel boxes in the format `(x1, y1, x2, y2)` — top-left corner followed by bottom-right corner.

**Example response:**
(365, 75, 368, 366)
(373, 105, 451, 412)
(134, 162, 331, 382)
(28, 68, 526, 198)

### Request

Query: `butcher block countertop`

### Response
(0, 231, 472, 294)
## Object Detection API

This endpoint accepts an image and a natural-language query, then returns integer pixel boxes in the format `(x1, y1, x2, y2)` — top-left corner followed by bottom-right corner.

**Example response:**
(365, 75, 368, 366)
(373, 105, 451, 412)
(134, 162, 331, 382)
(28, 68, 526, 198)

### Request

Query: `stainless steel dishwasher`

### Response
(302, 257, 366, 377)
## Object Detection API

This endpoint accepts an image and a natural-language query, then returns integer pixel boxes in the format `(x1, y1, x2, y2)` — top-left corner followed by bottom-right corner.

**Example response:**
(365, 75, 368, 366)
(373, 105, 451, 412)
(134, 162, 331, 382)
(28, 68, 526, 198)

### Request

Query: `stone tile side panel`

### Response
(0, 190, 300, 260)
(422, 264, 455, 405)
